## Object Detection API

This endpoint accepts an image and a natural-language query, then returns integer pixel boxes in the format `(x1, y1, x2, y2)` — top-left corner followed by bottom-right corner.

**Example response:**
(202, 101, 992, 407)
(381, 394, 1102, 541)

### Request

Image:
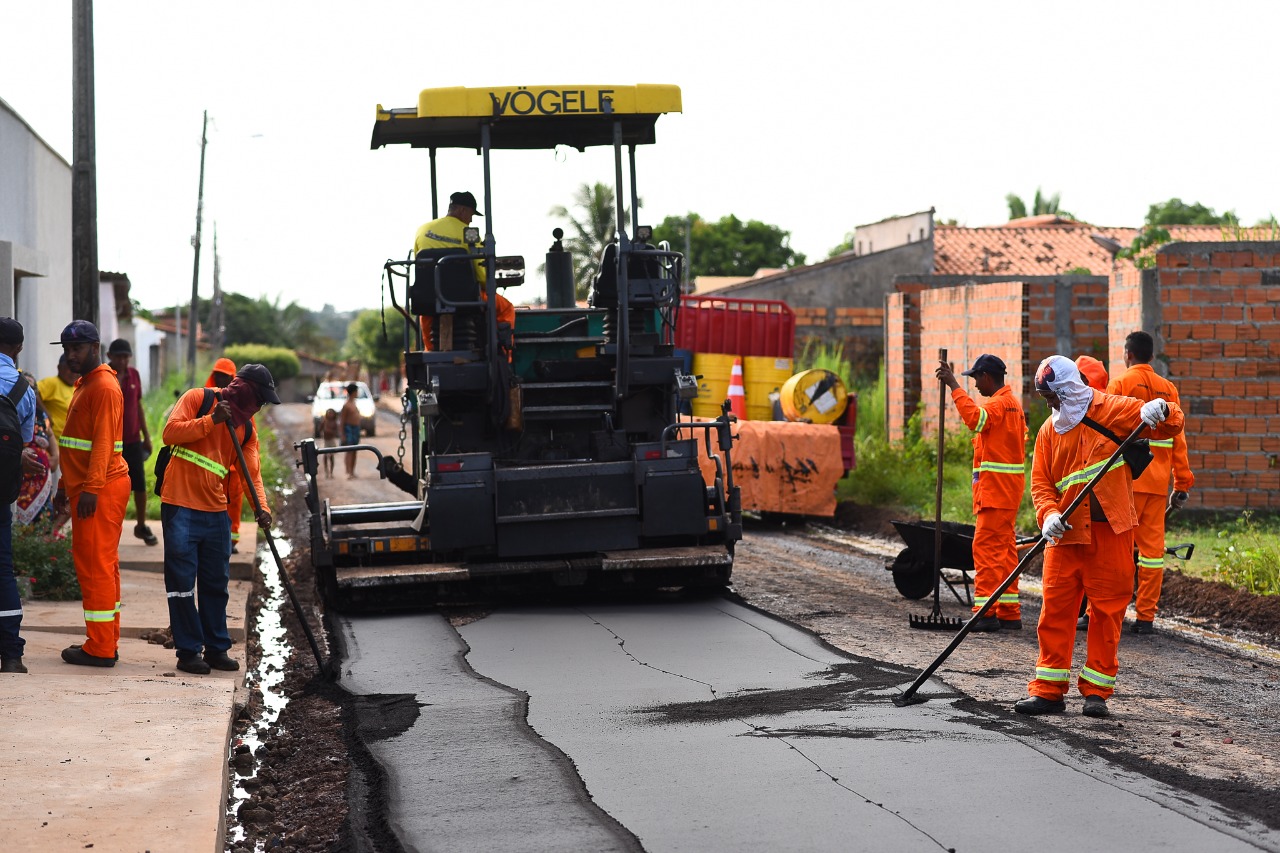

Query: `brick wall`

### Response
(918, 280, 1027, 437)
(1024, 277, 1110, 377)
(885, 284, 926, 441)
(793, 305, 886, 379)
(1157, 242, 1280, 510)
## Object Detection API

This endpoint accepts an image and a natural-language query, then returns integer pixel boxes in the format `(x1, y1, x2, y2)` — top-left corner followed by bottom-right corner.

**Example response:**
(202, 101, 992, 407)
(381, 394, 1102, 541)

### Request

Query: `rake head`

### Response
(908, 610, 965, 631)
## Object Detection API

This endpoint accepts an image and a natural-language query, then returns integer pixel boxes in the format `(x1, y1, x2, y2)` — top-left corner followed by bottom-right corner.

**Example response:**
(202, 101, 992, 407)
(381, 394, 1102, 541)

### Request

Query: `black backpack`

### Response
(1, 375, 30, 504)
(154, 389, 254, 497)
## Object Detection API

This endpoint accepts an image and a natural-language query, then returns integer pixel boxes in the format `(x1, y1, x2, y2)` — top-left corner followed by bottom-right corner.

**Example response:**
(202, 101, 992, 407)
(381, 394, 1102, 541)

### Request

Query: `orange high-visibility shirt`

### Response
(1031, 390, 1184, 546)
(58, 362, 130, 498)
(950, 385, 1026, 511)
(160, 388, 269, 515)
(1106, 363, 1194, 495)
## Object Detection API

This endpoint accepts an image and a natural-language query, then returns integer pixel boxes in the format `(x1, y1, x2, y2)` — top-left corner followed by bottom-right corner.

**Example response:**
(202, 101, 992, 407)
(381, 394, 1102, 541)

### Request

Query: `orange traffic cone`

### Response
(727, 356, 747, 419)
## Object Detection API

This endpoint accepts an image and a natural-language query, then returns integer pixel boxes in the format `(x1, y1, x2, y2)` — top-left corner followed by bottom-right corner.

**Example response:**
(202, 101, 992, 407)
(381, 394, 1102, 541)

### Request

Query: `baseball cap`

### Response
(1075, 355, 1109, 391)
(212, 357, 236, 376)
(51, 319, 100, 345)
(449, 191, 484, 216)
(236, 363, 282, 404)
(107, 338, 133, 356)
(960, 353, 1006, 377)
(0, 317, 23, 345)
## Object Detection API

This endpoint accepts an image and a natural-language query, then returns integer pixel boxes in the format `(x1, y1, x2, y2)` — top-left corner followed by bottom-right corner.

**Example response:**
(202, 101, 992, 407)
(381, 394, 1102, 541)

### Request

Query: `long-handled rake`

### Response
(894, 421, 1149, 706)
(910, 348, 965, 631)
(226, 421, 331, 676)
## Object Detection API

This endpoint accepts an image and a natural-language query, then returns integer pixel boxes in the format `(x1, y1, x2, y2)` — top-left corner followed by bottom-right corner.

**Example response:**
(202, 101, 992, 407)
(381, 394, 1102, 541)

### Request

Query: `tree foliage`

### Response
(1145, 197, 1239, 227)
(201, 293, 338, 357)
(223, 343, 300, 382)
(652, 213, 805, 278)
(1006, 188, 1074, 221)
(548, 182, 628, 301)
(342, 309, 403, 371)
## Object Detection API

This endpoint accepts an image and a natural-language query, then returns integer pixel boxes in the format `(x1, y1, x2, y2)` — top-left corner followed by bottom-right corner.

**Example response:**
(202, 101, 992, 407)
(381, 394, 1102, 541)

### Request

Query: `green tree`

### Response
(1006, 188, 1074, 220)
(827, 232, 855, 258)
(653, 213, 805, 278)
(1145, 197, 1239, 226)
(223, 343, 300, 382)
(549, 182, 629, 301)
(342, 309, 403, 371)
(208, 293, 323, 351)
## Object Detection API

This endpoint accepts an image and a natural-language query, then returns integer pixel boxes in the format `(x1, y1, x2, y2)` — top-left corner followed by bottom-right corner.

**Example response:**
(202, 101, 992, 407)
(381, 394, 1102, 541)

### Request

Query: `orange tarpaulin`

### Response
(684, 419, 844, 517)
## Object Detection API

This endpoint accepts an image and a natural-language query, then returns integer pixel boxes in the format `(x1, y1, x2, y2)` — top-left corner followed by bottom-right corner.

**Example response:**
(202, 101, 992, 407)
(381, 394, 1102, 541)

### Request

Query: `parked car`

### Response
(310, 381, 377, 437)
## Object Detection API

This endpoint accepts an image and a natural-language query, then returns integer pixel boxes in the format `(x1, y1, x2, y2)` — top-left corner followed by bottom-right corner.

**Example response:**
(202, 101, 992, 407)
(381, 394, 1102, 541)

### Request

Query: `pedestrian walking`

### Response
(106, 339, 157, 546)
(340, 383, 362, 479)
(321, 408, 340, 478)
(1106, 331, 1195, 635)
(1016, 355, 1183, 718)
(0, 318, 38, 674)
(52, 321, 132, 668)
(159, 364, 279, 675)
(936, 354, 1026, 632)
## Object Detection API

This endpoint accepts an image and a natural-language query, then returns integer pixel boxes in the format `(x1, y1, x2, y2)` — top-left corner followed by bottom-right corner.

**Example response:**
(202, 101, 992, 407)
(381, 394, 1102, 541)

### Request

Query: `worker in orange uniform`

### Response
(414, 191, 515, 351)
(936, 354, 1026, 632)
(1073, 355, 1109, 630)
(1106, 331, 1194, 635)
(51, 321, 132, 667)
(160, 364, 279, 675)
(1016, 355, 1184, 718)
(205, 358, 248, 553)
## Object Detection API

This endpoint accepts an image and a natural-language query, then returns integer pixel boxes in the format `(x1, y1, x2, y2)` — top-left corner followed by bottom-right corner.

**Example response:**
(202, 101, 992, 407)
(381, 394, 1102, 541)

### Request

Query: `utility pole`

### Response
(71, 0, 99, 324)
(187, 110, 208, 385)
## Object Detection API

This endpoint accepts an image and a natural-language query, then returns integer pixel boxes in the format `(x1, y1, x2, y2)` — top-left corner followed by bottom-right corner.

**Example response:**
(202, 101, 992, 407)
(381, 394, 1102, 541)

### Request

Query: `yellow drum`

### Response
(743, 356, 793, 421)
(691, 353, 738, 418)
(779, 369, 848, 425)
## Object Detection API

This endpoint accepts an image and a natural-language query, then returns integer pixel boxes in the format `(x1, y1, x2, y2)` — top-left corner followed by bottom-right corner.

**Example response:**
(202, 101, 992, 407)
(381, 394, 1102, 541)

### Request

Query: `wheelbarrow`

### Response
(885, 520, 1039, 605)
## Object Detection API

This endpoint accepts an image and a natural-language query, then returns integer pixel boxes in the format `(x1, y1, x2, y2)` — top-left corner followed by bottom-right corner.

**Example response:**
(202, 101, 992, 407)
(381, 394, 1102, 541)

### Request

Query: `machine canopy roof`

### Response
(372, 84, 681, 151)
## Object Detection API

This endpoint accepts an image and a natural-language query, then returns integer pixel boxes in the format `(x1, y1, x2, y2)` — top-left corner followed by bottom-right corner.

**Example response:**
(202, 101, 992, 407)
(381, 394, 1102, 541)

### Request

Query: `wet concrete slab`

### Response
(337, 612, 643, 852)
(457, 599, 1277, 853)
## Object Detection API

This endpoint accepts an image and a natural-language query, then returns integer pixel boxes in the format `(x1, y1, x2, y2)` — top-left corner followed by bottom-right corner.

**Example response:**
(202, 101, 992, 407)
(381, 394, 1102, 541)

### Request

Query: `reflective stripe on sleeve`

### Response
(1080, 667, 1117, 688)
(58, 436, 123, 454)
(1137, 555, 1165, 569)
(171, 446, 230, 478)
(1036, 667, 1072, 683)
(973, 409, 989, 433)
(1149, 439, 1174, 448)
(976, 461, 1024, 475)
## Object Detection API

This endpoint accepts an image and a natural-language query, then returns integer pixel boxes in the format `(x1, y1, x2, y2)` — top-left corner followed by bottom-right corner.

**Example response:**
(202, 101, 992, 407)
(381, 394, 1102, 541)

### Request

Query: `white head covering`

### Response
(1035, 355, 1095, 434)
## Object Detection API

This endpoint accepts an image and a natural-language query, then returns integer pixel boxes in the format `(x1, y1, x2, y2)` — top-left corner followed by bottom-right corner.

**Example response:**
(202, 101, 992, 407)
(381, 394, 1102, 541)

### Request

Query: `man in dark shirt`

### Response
(107, 339, 156, 545)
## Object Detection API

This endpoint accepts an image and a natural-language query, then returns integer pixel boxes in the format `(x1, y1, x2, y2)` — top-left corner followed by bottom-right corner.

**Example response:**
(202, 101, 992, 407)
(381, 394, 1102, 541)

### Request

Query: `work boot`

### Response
(1014, 696, 1066, 715)
(177, 656, 212, 675)
(1132, 620, 1155, 635)
(1, 657, 28, 674)
(71, 643, 118, 661)
(1000, 619, 1023, 630)
(1082, 695, 1110, 717)
(1077, 613, 1089, 629)
(61, 645, 116, 668)
(203, 651, 240, 672)
(134, 523, 159, 546)
(970, 616, 1002, 632)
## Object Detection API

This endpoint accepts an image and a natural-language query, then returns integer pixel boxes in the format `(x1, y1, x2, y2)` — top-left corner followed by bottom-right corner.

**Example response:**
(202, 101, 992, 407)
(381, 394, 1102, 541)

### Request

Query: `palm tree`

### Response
(549, 182, 629, 301)
(1006, 188, 1074, 221)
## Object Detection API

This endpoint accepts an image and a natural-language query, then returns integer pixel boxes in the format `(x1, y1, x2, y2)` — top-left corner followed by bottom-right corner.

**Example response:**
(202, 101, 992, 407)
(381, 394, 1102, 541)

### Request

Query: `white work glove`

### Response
(1140, 398, 1169, 427)
(1041, 512, 1071, 542)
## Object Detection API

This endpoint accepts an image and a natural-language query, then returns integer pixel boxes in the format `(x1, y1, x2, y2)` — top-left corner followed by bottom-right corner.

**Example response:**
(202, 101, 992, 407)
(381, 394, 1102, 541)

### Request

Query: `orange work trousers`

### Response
(1028, 520, 1134, 701)
(1132, 492, 1166, 621)
(226, 468, 245, 548)
(70, 475, 131, 659)
(972, 507, 1020, 620)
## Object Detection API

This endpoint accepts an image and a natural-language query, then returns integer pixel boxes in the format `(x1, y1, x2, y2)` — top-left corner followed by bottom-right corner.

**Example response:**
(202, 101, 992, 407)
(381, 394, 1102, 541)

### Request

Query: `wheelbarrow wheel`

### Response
(890, 549, 935, 600)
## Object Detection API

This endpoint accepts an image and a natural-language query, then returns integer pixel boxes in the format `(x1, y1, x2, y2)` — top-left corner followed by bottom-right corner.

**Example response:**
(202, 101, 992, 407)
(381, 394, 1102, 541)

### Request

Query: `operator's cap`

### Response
(212, 357, 236, 376)
(960, 353, 1005, 377)
(450, 191, 484, 216)
(0, 317, 22, 345)
(237, 363, 282, 405)
(107, 338, 132, 356)
(51, 319, 100, 345)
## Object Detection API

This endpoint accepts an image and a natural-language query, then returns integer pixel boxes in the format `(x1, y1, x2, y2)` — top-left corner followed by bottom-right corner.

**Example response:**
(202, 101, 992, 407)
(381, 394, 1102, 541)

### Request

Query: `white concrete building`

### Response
(1, 95, 73, 382)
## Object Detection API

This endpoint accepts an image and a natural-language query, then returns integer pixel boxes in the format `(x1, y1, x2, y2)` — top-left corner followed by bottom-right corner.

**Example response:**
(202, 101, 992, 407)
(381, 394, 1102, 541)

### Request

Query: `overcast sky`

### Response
(3, 1, 1277, 313)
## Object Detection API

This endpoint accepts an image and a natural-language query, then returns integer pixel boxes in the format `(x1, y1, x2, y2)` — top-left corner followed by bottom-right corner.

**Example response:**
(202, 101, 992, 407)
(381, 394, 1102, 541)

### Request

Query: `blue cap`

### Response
(961, 354, 1006, 377)
(51, 320, 100, 345)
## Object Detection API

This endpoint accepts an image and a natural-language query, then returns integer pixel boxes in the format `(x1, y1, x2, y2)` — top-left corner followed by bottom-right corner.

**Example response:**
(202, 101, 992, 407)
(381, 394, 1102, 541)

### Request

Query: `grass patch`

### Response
(1168, 511, 1280, 593)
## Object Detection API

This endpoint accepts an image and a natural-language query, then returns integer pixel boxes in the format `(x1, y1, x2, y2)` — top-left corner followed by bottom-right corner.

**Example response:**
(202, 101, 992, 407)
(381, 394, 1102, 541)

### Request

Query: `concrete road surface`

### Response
(338, 599, 1278, 852)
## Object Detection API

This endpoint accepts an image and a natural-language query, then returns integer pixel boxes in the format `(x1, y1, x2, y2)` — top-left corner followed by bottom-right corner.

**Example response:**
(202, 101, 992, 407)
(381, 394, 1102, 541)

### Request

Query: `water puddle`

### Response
(226, 522, 294, 849)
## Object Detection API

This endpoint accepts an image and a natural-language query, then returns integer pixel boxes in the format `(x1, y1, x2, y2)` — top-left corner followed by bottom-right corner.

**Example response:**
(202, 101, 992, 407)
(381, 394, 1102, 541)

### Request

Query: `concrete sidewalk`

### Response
(0, 521, 255, 852)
